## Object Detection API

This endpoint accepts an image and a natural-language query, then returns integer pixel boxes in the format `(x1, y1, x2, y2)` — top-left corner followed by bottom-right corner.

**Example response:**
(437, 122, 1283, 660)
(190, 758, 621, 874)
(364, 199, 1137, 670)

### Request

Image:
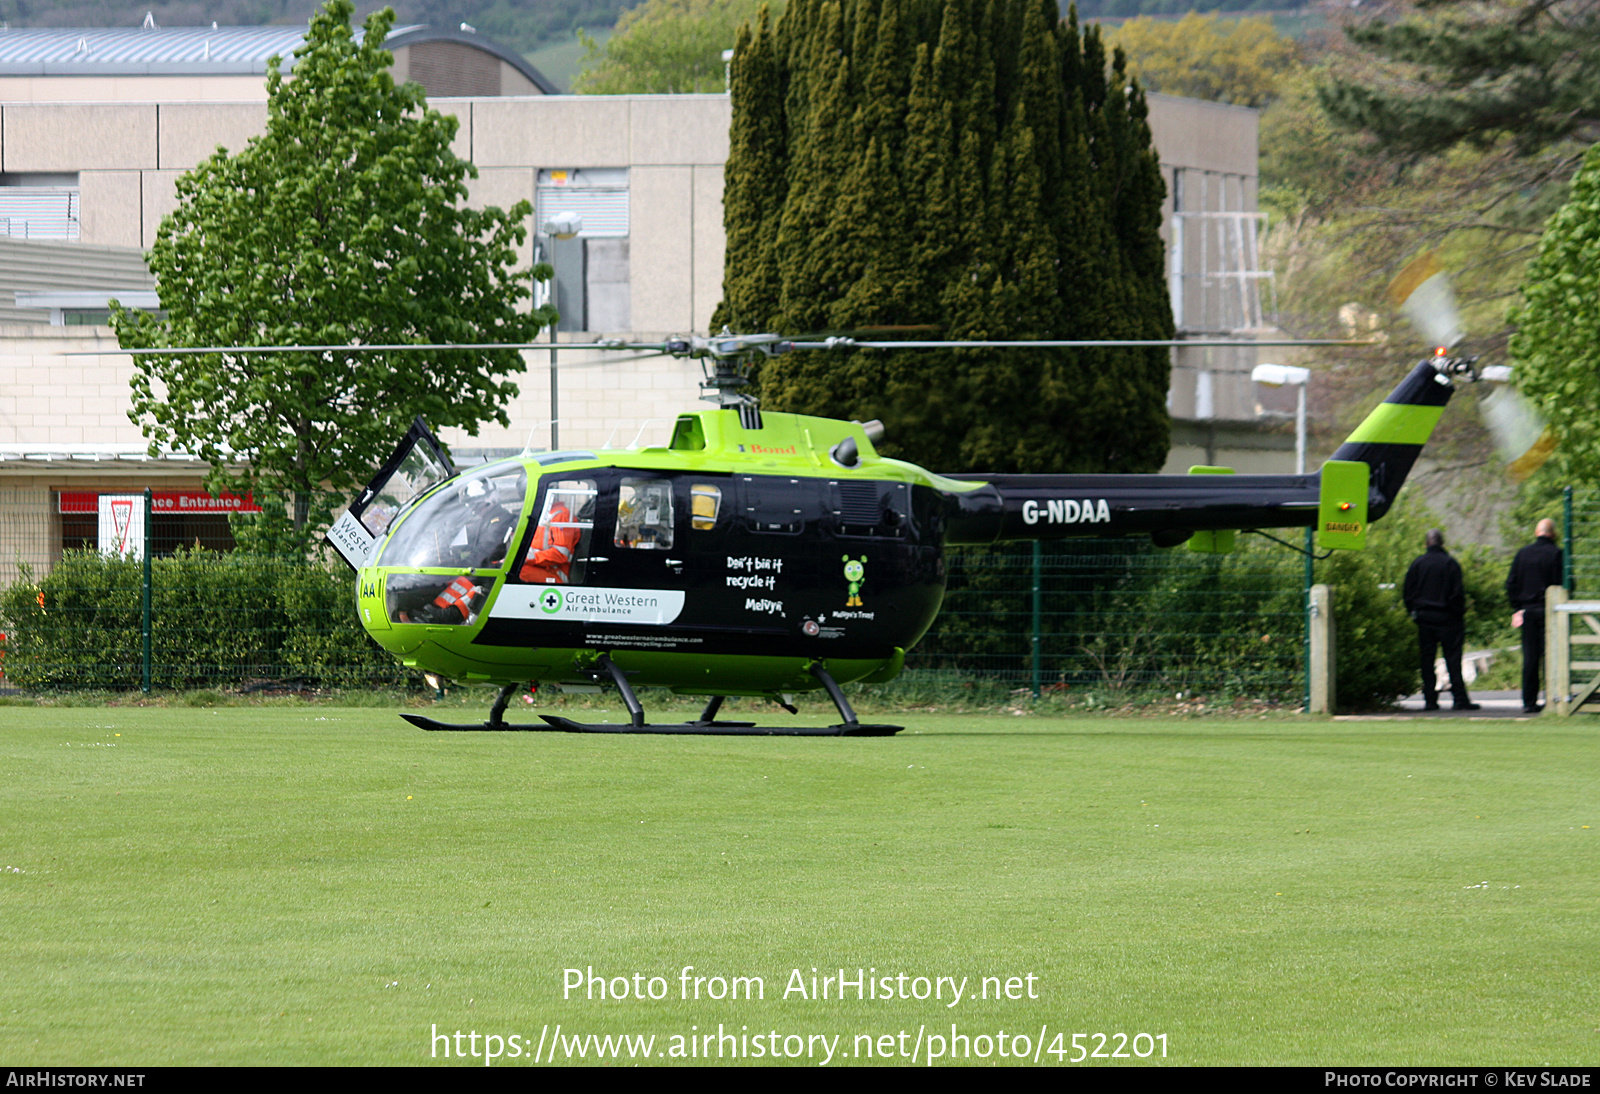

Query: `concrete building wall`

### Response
(0, 326, 215, 583)
(0, 95, 733, 327)
(157, 102, 271, 167)
(0, 75, 270, 102)
(1145, 92, 1271, 459)
(1146, 93, 1258, 180)
(0, 326, 149, 446)
(3, 103, 158, 170)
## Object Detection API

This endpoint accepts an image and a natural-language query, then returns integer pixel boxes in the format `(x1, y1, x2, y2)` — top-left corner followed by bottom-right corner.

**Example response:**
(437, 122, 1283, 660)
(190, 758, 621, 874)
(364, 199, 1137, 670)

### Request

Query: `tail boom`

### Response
(940, 359, 1455, 546)
(941, 472, 1319, 544)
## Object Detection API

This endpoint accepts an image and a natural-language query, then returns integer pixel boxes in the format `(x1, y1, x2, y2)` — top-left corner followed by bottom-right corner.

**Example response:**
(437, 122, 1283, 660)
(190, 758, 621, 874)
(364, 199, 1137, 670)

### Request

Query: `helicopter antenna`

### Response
(519, 418, 559, 458)
(625, 419, 673, 449)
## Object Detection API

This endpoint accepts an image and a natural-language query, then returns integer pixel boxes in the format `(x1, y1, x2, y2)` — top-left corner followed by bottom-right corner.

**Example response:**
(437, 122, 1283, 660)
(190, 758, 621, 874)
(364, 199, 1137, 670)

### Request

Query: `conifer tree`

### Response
(713, 9, 785, 331)
(717, 0, 1173, 474)
(1318, 0, 1600, 158)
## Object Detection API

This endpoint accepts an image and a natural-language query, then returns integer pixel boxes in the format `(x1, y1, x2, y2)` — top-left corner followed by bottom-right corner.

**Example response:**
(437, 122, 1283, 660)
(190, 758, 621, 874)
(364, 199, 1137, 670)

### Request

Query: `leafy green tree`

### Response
(115, 0, 551, 532)
(1509, 143, 1600, 485)
(1245, 5, 1583, 530)
(718, 0, 1173, 475)
(574, 0, 783, 92)
(1110, 12, 1296, 108)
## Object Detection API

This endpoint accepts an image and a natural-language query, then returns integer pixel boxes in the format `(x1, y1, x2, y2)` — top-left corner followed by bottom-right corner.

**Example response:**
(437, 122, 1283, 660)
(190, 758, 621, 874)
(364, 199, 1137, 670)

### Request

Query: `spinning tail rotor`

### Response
(1387, 251, 1554, 480)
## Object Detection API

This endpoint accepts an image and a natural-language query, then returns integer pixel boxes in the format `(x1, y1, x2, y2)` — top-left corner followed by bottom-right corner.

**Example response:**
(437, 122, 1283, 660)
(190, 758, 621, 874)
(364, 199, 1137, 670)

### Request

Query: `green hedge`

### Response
(0, 549, 410, 691)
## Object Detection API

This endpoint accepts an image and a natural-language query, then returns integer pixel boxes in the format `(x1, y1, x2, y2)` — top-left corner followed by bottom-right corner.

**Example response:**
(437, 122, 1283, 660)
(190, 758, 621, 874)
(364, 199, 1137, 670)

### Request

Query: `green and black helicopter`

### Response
(315, 331, 1471, 736)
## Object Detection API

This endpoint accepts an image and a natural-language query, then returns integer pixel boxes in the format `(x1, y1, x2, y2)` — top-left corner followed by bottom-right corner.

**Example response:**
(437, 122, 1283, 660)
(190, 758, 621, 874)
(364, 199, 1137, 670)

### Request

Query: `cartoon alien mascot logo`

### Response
(843, 555, 867, 606)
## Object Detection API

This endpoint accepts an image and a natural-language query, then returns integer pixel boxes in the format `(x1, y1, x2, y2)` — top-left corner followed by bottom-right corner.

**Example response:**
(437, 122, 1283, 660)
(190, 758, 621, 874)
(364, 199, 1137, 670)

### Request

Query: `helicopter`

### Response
(315, 330, 1472, 736)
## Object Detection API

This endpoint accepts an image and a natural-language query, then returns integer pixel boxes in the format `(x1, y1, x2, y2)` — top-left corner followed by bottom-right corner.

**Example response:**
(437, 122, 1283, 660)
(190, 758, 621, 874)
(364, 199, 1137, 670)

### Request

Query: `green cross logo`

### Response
(539, 589, 564, 614)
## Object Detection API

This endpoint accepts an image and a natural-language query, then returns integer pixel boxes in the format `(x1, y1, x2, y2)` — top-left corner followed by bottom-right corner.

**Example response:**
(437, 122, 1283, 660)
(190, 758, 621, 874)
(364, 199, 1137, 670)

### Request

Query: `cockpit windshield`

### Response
(377, 463, 529, 570)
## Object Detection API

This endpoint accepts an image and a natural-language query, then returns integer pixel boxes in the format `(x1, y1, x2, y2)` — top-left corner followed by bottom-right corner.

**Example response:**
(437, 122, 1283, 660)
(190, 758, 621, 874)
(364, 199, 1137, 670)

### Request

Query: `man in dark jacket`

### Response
(1404, 529, 1477, 711)
(1506, 518, 1564, 713)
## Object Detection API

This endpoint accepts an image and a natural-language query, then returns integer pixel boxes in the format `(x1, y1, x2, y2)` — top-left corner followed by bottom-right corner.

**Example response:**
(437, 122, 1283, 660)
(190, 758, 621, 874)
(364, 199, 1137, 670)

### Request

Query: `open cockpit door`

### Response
(325, 417, 455, 571)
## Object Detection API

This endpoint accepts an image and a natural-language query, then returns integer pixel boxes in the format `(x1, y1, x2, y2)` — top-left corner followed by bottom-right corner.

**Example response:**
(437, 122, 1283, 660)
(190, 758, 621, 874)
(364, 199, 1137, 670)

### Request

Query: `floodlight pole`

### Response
(1250, 363, 1311, 475)
(542, 212, 583, 451)
(1295, 382, 1306, 475)
(1252, 362, 1315, 709)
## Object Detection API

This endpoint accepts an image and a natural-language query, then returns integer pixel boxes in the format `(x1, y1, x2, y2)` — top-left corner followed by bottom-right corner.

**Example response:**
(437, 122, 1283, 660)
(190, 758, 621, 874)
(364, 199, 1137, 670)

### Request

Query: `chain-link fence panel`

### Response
(908, 538, 1308, 702)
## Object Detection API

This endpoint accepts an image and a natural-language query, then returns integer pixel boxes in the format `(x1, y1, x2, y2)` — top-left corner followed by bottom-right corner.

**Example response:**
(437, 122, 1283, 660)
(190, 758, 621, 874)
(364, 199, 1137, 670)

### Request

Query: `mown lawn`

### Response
(1, 705, 1594, 1065)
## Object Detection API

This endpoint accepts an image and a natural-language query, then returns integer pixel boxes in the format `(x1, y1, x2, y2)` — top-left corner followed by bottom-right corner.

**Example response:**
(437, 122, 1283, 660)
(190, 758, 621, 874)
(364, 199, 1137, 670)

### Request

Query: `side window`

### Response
(615, 478, 675, 550)
(691, 483, 722, 531)
(514, 479, 596, 585)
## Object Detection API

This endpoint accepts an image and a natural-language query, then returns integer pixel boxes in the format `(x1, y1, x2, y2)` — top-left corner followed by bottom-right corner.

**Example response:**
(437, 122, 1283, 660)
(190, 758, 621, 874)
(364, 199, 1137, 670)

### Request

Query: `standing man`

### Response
(1404, 529, 1478, 711)
(1506, 518, 1564, 714)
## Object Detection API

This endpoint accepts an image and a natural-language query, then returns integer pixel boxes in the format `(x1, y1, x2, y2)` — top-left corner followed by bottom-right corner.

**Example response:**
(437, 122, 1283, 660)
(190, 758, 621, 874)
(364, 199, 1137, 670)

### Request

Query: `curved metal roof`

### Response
(387, 25, 558, 94)
(0, 24, 556, 90)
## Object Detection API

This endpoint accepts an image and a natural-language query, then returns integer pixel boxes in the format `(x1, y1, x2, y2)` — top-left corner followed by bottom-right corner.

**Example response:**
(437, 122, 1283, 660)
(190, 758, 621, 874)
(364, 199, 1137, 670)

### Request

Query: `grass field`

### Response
(1, 702, 1595, 1066)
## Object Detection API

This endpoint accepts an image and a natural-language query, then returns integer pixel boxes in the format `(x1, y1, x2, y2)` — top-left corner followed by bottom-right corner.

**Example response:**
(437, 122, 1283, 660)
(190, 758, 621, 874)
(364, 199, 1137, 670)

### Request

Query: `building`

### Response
(0, 24, 1280, 580)
(0, 22, 556, 102)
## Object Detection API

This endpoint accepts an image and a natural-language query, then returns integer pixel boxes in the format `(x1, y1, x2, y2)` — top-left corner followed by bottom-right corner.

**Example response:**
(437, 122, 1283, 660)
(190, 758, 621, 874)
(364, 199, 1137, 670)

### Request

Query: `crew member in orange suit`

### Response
(520, 501, 580, 584)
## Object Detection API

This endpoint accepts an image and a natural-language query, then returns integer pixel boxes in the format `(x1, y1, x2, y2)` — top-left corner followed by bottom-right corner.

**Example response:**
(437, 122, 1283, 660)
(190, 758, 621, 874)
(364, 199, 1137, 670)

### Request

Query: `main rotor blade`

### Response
(61, 340, 676, 357)
(66, 335, 1376, 358)
(788, 338, 1376, 349)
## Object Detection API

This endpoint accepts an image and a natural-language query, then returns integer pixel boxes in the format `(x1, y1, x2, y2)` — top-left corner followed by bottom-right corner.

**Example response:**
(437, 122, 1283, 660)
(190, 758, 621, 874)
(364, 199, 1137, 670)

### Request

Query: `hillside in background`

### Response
(1075, 0, 1310, 16)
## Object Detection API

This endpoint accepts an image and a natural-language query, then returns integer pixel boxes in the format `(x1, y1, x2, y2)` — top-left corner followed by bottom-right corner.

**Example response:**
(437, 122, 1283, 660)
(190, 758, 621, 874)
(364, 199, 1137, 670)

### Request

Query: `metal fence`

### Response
(1564, 486, 1598, 596)
(0, 486, 1311, 700)
(908, 538, 1310, 702)
(0, 486, 403, 693)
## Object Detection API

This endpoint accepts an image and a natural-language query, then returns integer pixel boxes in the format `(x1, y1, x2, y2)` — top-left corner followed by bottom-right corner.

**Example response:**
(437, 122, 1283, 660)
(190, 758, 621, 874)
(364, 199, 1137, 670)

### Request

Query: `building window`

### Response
(0, 174, 80, 241)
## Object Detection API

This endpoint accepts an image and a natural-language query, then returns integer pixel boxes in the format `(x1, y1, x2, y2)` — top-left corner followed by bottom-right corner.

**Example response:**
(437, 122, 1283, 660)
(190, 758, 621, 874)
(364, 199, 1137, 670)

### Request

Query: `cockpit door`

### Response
(326, 417, 455, 571)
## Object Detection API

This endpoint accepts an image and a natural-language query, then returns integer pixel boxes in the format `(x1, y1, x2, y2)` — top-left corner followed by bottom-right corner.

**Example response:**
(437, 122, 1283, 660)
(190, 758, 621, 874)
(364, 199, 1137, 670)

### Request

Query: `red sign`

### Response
(152, 491, 261, 514)
(58, 492, 98, 514)
(58, 491, 262, 514)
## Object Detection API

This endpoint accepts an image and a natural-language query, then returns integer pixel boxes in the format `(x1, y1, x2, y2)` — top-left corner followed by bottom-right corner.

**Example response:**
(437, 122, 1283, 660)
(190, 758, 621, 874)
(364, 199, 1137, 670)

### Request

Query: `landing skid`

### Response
(399, 659, 902, 737)
(401, 713, 900, 736)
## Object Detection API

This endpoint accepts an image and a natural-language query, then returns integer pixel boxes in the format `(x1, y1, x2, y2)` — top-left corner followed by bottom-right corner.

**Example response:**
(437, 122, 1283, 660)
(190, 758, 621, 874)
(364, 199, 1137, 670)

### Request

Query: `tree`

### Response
(716, 0, 1174, 475)
(1109, 13, 1297, 108)
(1255, 2, 1586, 497)
(1508, 143, 1600, 484)
(1318, 0, 1600, 158)
(1304, 0, 1591, 319)
(115, 0, 551, 532)
(574, 0, 784, 93)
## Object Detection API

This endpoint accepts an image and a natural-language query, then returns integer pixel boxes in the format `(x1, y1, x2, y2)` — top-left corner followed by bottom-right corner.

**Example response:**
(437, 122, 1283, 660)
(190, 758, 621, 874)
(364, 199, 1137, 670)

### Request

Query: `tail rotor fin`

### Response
(1328, 358, 1455, 523)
